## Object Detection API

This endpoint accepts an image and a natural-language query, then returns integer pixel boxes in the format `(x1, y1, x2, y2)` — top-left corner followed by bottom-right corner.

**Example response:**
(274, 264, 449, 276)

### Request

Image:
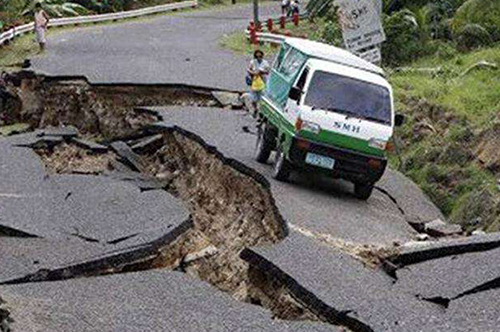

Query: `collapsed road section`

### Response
(0, 71, 243, 140)
(0, 71, 373, 331)
(1, 71, 500, 332)
(0, 125, 373, 332)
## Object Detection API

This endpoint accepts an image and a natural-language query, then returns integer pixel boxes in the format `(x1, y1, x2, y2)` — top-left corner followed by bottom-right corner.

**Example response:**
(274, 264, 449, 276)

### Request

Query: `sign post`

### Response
(335, 0, 385, 64)
(253, 0, 259, 26)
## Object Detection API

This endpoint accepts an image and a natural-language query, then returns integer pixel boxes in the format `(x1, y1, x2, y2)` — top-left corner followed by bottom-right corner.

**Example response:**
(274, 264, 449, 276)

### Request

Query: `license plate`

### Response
(305, 153, 335, 170)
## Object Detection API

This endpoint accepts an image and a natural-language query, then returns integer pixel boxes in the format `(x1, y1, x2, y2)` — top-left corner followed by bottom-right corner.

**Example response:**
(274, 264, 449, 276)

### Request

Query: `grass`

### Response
(389, 44, 500, 126)
(389, 44, 500, 231)
(220, 19, 323, 56)
(0, 33, 40, 71)
(220, 30, 277, 56)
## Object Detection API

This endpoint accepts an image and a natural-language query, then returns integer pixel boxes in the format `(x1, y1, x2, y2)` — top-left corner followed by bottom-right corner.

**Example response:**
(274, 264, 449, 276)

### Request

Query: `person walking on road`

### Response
(247, 50, 270, 116)
(34, 2, 49, 52)
(281, 0, 290, 16)
(289, 0, 300, 16)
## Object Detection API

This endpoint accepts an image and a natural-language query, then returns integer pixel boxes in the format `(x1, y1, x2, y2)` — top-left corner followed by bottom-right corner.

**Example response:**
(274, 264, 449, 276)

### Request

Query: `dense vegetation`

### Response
(301, 0, 500, 231)
(0, 0, 180, 31)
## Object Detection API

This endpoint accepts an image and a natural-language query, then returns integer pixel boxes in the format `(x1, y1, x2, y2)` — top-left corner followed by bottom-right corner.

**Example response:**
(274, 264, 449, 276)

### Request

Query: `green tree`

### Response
(452, 0, 500, 41)
(22, 0, 89, 17)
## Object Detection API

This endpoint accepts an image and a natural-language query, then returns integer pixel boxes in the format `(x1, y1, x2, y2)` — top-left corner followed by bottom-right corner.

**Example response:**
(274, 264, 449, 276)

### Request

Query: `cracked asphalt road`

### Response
(1, 2, 499, 331)
(153, 107, 428, 245)
(31, 2, 281, 90)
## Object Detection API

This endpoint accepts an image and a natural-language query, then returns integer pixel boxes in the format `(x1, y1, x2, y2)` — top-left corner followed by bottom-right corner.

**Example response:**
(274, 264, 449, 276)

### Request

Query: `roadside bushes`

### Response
(452, 0, 500, 39)
(379, 0, 500, 65)
(0, 0, 181, 31)
(455, 24, 492, 51)
(320, 20, 342, 46)
(381, 10, 423, 66)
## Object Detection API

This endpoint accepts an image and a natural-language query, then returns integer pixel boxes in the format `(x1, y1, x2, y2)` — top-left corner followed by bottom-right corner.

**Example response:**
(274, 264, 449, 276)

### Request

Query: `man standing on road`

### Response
(34, 2, 49, 52)
(247, 50, 270, 117)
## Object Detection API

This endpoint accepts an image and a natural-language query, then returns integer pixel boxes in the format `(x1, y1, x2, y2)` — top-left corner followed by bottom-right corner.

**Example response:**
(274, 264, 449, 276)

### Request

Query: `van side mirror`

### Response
(289, 87, 302, 102)
(395, 114, 405, 127)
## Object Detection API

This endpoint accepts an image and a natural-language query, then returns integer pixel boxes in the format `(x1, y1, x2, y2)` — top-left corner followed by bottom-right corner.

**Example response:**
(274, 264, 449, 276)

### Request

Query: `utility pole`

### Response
(253, 0, 259, 25)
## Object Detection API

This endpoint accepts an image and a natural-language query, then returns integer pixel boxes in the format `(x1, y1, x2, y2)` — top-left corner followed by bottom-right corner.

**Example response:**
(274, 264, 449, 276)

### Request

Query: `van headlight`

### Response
(368, 138, 387, 150)
(301, 121, 321, 134)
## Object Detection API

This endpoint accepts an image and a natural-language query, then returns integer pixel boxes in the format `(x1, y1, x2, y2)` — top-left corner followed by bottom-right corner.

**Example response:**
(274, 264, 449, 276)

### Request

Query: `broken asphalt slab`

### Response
(394, 244, 500, 302)
(212, 91, 243, 109)
(388, 232, 500, 268)
(377, 168, 445, 230)
(110, 141, 148, 172)
(149, 106, 418, 245)
(243, 231, 444, 332)
(0, 270, 337, 332)
(0, 237, 116, 281)
(0, 134, 189, 245)
(0, 136, 46, 194)
(0, 174, 189, 244)
(71, 137, 108, 153)
(36, 126, 79, 138)
(130, 133, 163, 154)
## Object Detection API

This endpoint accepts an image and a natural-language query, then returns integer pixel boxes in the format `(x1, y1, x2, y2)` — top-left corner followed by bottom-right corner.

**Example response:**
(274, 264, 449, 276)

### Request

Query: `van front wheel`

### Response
(273, 148, 291, 181)
(255, 124, 273, 163)
(354, 183, 374, 200)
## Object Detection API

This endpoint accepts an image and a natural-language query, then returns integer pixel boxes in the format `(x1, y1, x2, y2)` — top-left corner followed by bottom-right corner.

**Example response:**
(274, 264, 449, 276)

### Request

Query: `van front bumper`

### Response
(288, 137, 387, 185)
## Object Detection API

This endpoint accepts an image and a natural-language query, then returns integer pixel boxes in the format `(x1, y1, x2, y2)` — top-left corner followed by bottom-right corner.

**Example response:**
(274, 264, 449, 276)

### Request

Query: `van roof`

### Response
(284, 38, 385, 76)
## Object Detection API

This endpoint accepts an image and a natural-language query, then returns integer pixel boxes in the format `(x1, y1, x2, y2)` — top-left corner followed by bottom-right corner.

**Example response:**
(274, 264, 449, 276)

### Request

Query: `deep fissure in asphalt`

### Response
(1, 72, 375, 332)
(0, 71, 229, 141)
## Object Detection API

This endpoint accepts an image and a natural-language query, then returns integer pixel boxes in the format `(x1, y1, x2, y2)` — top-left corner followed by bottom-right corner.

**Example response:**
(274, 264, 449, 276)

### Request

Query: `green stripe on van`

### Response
(261, 100, 385, 158)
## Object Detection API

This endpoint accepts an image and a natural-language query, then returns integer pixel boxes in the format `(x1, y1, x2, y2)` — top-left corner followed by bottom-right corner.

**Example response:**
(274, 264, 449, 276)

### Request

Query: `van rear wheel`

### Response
(354, 183, 374, 200)
(273, 147, 291, 181)
(255, 123, 274, 164)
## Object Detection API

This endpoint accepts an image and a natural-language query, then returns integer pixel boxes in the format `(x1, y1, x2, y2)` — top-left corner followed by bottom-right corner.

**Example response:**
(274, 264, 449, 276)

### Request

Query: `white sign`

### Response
(356, 46, 381, 64)
(335, 0, 386, 51)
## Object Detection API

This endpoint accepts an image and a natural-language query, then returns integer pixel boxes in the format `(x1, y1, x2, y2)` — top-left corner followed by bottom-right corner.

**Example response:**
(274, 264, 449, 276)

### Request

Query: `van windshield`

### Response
(304, 71, 392, 125)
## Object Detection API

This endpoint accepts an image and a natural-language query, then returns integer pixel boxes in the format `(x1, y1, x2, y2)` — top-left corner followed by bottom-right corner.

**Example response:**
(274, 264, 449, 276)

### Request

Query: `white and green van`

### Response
(255, 38, 404, 200)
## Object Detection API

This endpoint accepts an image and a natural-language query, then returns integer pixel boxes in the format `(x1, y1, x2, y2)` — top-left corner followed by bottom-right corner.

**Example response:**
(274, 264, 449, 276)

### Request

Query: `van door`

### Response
(265, 46, 307, 115)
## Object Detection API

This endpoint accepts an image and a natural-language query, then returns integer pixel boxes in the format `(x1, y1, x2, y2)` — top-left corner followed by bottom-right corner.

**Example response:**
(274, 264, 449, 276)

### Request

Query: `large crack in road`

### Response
(2, 72, 500, 331)
(1, 129, 373, 332)
(0, 73, 376, 331)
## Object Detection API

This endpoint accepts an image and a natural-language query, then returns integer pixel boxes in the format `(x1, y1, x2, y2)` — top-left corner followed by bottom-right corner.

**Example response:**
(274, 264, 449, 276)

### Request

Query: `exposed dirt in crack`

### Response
(36, 143, 116, 175)
(144, 128, 288, 251)
(0, 71, 224, 140)
(288, 223, 399, 269)
(2, 125, 374, 331)
(140, 128, 323, 322)
(0, 296, 12, 332)
(1, 72, 376, 331)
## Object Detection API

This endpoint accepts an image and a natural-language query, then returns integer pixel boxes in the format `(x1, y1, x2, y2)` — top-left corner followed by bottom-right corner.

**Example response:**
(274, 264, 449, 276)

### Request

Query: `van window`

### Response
(304, 71, 391, 125)
(273, 44, 289, 70)
(278, 48, 307, 79)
